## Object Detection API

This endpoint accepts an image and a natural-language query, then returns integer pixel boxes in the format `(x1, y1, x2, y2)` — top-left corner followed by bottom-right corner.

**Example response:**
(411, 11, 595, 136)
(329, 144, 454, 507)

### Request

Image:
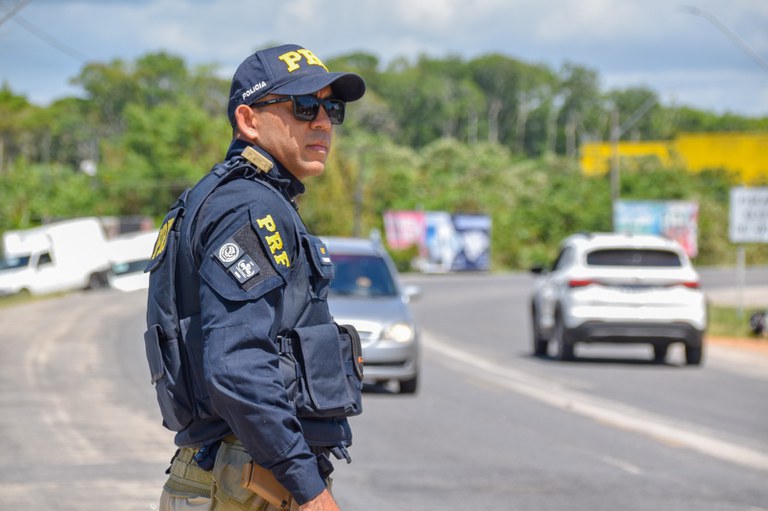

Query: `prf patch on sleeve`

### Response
(252, 213, 291, 269)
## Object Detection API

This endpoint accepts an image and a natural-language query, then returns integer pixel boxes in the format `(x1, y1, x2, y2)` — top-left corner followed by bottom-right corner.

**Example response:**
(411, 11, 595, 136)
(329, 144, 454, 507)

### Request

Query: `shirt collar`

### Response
(225, 139, 305, 199)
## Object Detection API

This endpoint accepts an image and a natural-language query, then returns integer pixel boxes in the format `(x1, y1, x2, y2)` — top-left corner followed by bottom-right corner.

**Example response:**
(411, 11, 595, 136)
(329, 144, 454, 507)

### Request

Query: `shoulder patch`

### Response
(249, 201, 297, 277)
(210, 224, 278, 292)
(215, 239, 242, 266)
(145, 207, 183, 273)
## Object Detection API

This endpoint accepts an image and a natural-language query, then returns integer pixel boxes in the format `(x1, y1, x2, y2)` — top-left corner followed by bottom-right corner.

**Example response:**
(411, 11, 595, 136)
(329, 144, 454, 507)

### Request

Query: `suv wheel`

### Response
(531, 303, 548, 357)
(553, 311, 575, 361)
(685, 345, 703, 366)
(685, 332, 704, 366)
(653, 343, 669, 363)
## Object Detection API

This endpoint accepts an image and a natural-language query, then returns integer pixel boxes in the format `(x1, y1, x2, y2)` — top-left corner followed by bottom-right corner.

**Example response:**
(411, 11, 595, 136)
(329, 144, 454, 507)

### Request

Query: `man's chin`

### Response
(293, 163, 326, 181)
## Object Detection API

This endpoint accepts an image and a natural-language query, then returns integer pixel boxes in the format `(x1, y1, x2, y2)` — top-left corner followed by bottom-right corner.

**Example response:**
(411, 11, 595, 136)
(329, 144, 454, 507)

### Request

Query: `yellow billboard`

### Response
(580, 132, 768, 184)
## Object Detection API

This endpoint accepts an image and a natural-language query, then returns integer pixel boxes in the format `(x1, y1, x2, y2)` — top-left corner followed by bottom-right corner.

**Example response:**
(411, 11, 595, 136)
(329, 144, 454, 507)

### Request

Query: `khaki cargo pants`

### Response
(160, 438, 302, 511)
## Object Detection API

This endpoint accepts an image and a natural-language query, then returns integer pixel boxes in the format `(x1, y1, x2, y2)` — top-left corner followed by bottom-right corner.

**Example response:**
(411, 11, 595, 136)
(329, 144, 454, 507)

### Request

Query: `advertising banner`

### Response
(613, 200, 699, 257)
(383, 211, 491, 272)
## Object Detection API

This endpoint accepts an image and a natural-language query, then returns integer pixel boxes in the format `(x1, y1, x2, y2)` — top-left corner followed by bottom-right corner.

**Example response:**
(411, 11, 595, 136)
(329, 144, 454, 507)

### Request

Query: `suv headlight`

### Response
(382, 322, 415, 343)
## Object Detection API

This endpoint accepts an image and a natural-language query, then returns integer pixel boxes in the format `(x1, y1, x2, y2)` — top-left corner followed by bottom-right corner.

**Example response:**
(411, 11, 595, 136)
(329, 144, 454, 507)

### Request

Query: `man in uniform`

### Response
(144, 44, 366, 511)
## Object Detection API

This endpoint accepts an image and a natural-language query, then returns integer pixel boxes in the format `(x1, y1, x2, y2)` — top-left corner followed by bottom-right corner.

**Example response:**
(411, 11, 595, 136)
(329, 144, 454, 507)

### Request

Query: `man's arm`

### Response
(195, 184, 327, 503)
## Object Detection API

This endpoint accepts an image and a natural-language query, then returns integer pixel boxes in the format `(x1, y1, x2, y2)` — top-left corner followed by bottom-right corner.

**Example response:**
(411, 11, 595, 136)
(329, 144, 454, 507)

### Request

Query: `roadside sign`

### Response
(729, 187, 768, 243)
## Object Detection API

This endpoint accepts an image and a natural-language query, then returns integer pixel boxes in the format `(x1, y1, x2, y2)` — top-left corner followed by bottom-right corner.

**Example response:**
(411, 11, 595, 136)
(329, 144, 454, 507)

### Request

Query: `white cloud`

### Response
(1, 0, 766, 116)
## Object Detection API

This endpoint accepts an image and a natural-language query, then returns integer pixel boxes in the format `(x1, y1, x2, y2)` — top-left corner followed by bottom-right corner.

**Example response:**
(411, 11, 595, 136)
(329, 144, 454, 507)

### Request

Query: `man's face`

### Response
(249, 86, 335, 181)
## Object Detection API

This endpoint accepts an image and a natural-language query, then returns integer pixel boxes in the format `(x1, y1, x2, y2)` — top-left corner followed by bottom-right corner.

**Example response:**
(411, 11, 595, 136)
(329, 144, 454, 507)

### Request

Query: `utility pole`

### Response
(609, 96, 657, 229)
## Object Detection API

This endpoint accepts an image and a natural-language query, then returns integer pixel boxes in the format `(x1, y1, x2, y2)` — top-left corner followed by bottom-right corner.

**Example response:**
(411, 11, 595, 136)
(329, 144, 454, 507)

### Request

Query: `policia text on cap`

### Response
(143, 44, 366, 511)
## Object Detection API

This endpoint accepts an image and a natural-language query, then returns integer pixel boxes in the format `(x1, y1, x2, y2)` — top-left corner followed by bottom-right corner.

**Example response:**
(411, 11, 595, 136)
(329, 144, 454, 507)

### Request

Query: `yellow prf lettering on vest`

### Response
(151, 217, 175, 259)
(278, 49, 328, 73)
(256, 214, 276, 232)
(255, 214, 291, 268)
(265, 232, 283, 254)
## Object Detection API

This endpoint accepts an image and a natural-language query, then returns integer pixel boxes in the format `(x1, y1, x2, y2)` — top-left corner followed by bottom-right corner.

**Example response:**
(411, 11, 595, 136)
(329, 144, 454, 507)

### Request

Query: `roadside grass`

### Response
(0, 292, 35, 308)
(0, 291, 68, 308)
(708, 304, 766, 339)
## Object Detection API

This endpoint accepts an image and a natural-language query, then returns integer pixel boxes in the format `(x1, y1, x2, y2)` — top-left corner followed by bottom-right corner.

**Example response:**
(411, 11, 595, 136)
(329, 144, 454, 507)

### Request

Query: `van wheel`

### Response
(87, 273, 103, 290)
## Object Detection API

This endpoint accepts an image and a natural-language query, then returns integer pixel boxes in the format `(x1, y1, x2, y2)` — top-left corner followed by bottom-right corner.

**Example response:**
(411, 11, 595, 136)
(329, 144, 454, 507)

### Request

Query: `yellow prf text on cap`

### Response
(278, 49, 328, 73)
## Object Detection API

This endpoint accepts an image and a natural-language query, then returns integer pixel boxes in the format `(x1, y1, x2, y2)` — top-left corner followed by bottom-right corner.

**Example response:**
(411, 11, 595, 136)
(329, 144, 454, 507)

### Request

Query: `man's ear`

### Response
(234, 104, 259, 139)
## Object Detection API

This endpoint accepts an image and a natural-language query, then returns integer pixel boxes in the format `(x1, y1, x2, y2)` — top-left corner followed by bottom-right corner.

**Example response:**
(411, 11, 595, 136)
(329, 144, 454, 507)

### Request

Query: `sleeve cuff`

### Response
(269, 449, 327, 505)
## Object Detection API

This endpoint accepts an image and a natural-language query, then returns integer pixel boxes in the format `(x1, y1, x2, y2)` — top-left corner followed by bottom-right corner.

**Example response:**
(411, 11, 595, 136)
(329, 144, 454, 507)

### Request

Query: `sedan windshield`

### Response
(329, 254, 398, 297)
(112, 259, 151, 276)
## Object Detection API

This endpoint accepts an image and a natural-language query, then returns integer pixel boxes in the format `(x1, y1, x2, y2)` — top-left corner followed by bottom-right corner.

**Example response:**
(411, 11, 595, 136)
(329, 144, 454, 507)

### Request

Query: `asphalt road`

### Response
(0, 269, 766, 510)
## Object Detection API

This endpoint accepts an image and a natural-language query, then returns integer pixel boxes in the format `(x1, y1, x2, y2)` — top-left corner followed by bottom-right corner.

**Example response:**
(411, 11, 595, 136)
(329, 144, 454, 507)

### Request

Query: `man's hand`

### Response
(298, 489, 340, 511)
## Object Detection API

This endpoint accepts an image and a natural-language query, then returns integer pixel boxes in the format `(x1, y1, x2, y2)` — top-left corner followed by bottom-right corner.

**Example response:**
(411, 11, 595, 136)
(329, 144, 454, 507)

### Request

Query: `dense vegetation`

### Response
(1, 51, 766, 269)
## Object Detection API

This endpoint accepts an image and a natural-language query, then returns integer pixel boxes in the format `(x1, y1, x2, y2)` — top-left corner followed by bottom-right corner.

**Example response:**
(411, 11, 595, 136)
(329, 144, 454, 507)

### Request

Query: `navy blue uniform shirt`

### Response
(174, 139, 331, 503)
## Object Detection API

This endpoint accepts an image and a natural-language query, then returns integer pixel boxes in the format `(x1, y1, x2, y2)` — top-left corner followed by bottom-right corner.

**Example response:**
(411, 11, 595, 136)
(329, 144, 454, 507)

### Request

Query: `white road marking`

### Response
(424, 333, 768, 472)
(601, 455, 643, 475)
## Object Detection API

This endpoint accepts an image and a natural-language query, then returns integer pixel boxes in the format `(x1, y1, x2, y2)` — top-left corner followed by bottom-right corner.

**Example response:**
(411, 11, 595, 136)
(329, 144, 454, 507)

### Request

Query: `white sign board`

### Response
(729, 187, 768, 243)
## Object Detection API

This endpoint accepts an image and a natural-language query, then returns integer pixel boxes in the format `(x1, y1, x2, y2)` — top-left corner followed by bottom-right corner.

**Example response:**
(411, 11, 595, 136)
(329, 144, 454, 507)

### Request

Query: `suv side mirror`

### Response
(529, 265, 546, 275)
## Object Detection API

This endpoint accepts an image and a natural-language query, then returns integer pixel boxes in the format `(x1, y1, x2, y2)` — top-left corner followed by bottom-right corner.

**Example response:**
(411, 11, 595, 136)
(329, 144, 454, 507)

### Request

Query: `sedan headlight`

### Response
(382, 322, 415, 343)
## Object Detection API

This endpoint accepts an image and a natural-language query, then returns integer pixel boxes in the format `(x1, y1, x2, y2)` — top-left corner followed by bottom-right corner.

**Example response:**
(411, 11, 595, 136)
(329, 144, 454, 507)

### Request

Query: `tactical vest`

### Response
(143, 156, 363, 455)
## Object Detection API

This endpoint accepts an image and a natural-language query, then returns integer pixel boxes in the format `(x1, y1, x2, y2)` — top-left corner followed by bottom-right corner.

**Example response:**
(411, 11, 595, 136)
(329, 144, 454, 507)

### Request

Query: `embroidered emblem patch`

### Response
(215, 238, 242, 267)
(218, 241, 241, 264)
(228, 255, 260, 284)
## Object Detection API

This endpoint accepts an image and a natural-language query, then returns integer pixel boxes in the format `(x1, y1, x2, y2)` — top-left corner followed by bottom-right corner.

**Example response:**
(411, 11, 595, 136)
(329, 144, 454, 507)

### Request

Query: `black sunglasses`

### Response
(250, 95, 346, 125)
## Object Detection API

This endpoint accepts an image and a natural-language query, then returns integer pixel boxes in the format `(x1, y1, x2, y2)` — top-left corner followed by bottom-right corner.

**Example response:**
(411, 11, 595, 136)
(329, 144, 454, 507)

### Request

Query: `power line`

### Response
(0, 0, 30, 28)
(11, 13, 90, 63)
(681, 5, 768, 74)
(1, 0, 90, 63)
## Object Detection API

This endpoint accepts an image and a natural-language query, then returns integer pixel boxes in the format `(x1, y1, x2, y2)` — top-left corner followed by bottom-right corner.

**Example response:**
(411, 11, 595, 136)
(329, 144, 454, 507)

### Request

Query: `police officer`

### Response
(144, 44, 366, 511)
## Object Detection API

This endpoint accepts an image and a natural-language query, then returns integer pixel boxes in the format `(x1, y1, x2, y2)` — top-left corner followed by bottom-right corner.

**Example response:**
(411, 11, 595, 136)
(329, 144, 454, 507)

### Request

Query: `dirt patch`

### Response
(707, 335, 768, 355)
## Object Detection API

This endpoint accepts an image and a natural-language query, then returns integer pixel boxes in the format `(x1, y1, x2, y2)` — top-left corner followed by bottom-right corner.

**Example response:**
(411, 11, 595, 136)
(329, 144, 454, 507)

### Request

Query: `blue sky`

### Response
(1, 0, 767, 116)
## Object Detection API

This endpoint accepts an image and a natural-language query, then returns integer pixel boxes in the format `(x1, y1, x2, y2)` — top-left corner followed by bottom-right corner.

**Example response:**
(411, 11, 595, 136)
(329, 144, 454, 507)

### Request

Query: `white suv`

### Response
(530, 232, 707, 365)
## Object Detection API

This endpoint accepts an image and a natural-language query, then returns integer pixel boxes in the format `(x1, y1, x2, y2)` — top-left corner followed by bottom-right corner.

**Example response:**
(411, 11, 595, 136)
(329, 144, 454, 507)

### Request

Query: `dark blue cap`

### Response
(227, 44, 366, 125)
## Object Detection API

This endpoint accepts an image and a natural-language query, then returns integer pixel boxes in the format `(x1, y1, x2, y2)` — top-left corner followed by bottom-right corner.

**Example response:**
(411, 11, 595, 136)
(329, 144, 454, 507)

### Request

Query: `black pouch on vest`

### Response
(288, 323, 363, 419)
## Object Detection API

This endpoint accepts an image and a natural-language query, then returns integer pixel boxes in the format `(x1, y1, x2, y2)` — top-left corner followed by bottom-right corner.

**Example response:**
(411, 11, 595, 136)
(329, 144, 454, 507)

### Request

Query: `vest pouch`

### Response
(298, 417, 353, 448)
(143, 324, 195, 431)
(302, 235, 334, 301)
(144, 203, 198, 432)
(289, 323, 363, 419)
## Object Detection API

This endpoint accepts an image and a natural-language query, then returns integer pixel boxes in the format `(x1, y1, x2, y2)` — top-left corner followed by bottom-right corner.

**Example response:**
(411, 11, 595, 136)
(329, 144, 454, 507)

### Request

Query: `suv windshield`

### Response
(329, 254, 398, 297)
(586, 249, 682, 267)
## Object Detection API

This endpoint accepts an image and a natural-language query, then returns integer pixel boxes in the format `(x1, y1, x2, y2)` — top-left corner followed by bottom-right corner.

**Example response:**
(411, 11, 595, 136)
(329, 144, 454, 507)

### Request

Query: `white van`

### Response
(0, 217, 111, 296)
(107, 230, 158, 292)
